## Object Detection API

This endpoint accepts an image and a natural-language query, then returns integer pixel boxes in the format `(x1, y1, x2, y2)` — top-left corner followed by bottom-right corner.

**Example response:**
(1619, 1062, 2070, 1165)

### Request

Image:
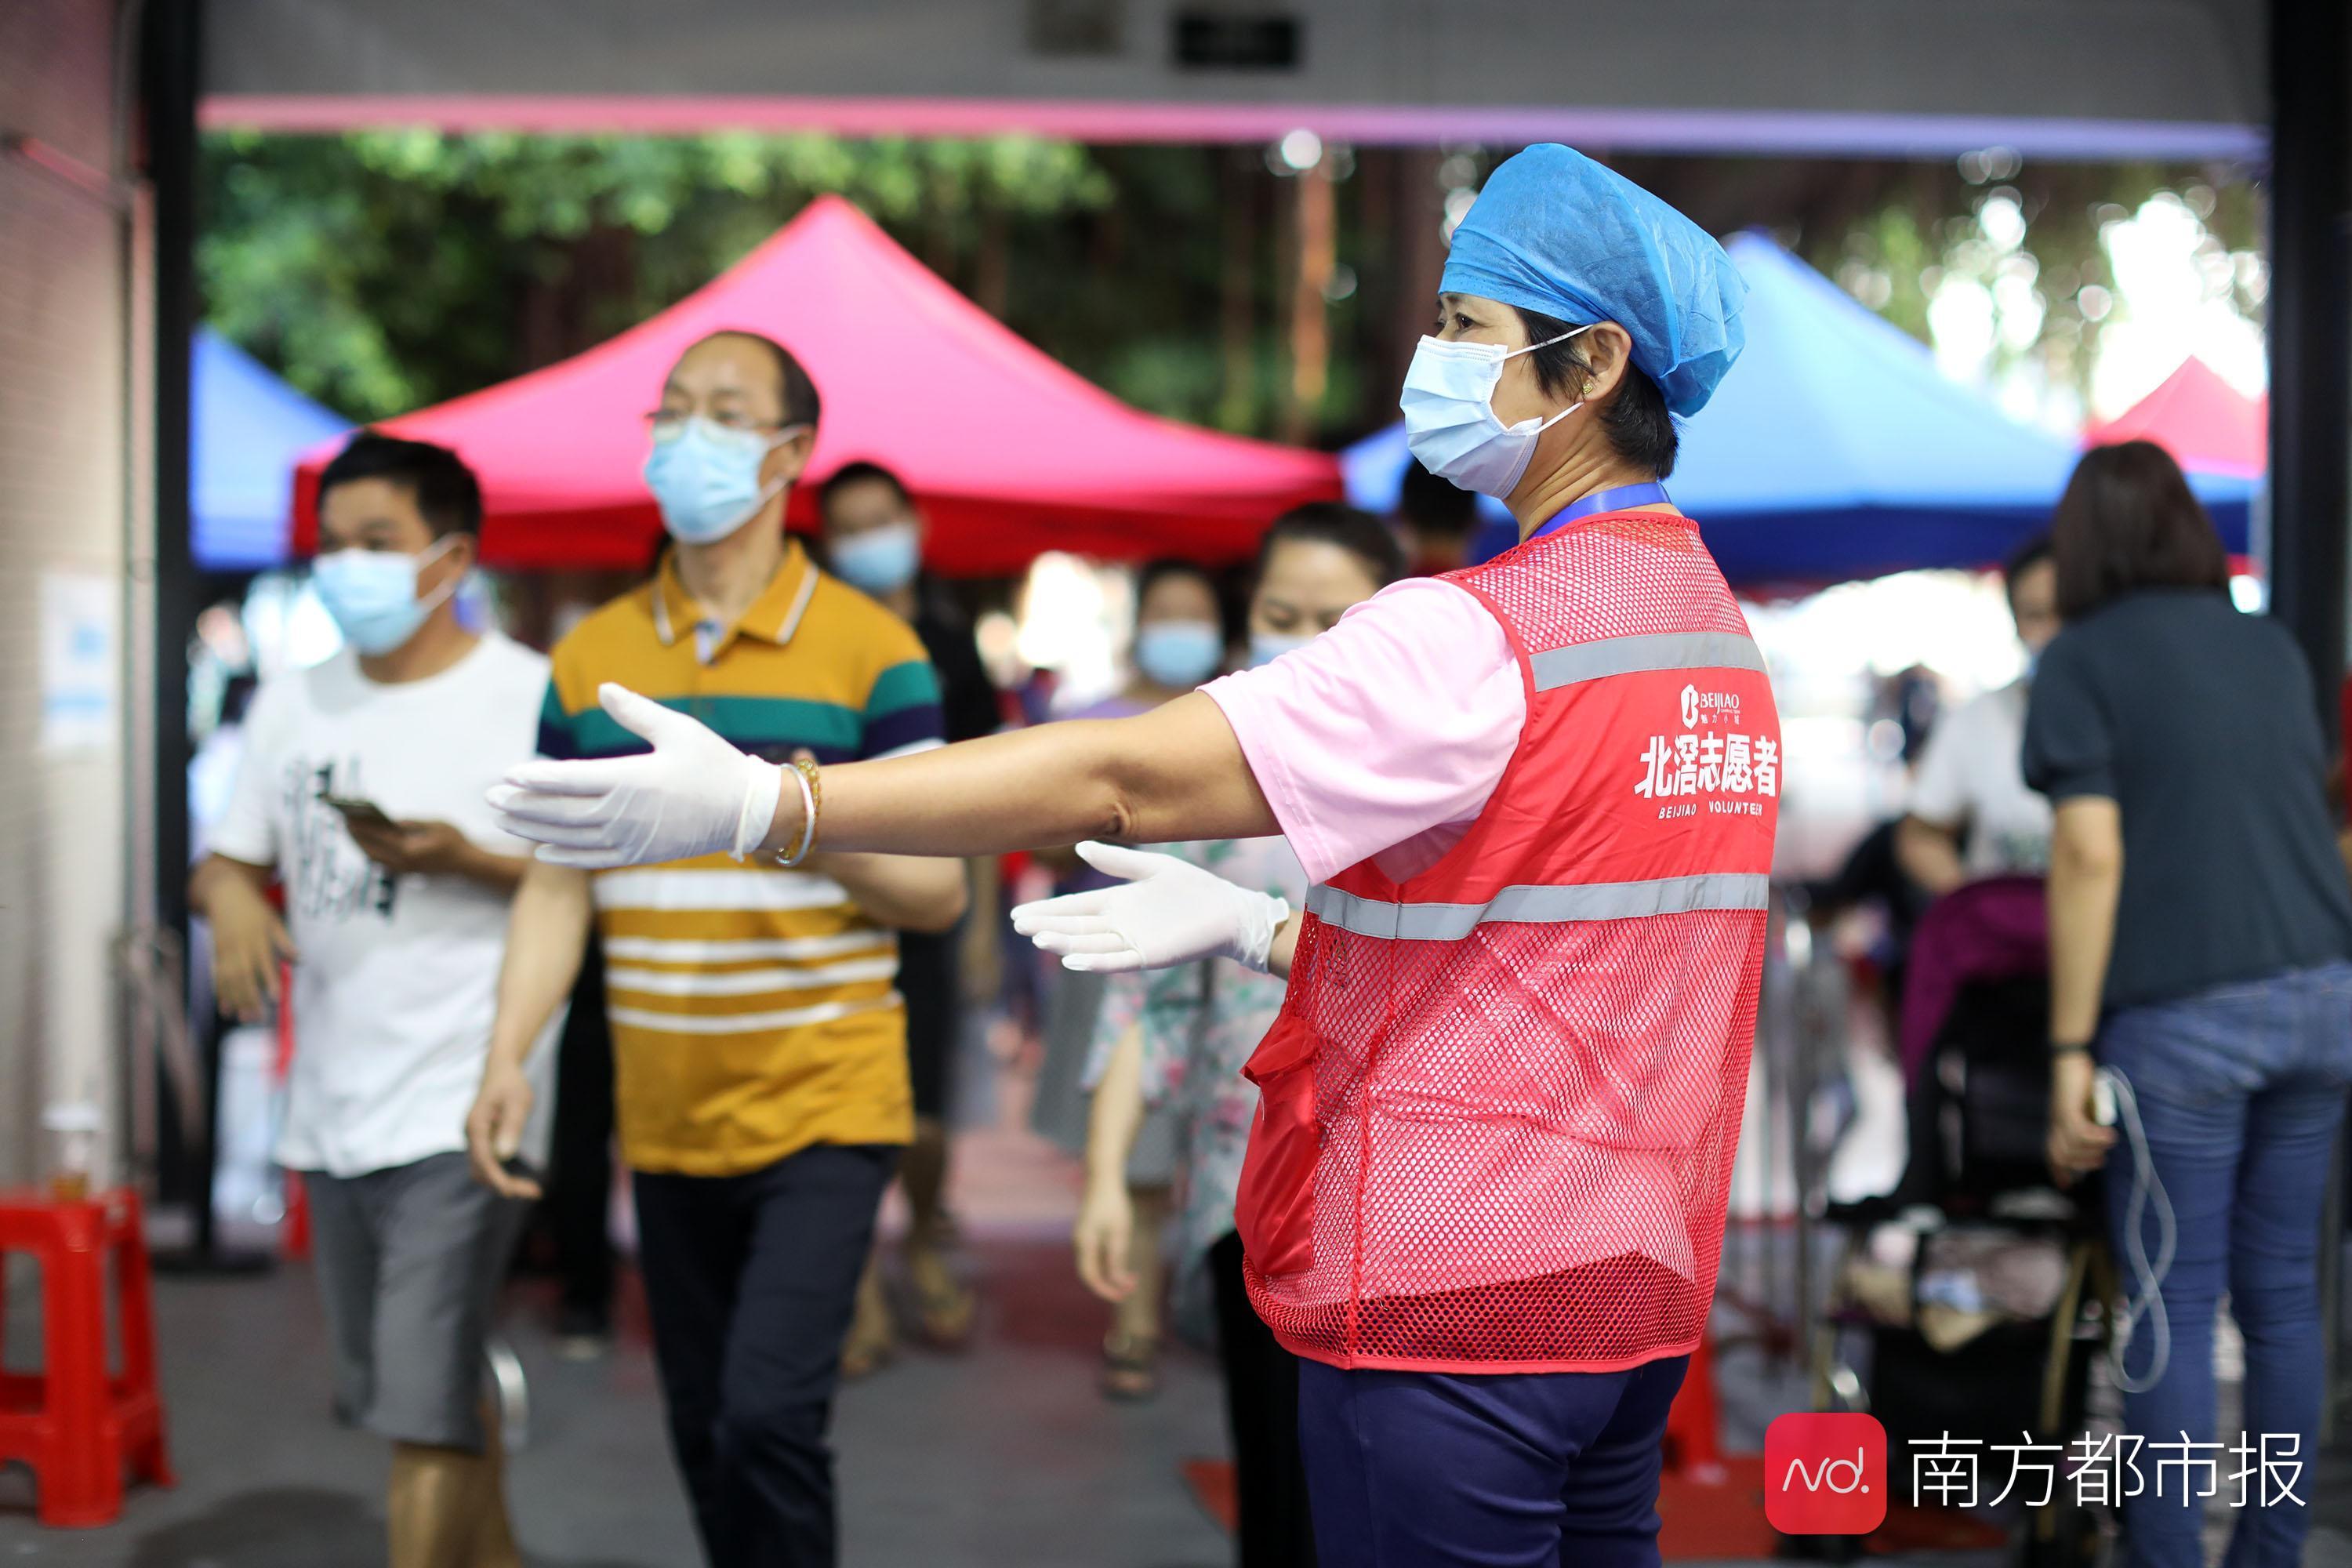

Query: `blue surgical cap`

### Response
(1440, 144, 1748, 419)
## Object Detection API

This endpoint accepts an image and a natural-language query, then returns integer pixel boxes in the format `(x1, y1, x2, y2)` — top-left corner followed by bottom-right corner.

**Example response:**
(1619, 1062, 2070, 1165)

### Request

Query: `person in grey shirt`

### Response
(2031, 441, 2352, 1568)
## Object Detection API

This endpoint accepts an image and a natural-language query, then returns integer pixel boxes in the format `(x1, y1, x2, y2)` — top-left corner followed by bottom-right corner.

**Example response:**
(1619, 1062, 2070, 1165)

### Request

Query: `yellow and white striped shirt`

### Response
(541, 543, 943, 1175)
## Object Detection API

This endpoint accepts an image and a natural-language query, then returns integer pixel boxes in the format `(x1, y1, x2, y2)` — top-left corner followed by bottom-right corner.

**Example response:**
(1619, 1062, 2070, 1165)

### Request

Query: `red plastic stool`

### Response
(0, 1187, 176, 1526)
(1662, 1328, 1728, 1483)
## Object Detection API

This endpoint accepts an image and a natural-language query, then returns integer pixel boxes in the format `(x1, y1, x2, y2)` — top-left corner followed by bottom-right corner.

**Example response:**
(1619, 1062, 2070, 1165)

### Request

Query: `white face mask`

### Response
(1400, 325, 1592, 499)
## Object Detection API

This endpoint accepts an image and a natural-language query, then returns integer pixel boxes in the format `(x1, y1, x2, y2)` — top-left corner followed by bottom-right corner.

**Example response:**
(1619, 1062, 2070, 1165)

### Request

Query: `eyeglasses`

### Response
(642, 409, 797, 442)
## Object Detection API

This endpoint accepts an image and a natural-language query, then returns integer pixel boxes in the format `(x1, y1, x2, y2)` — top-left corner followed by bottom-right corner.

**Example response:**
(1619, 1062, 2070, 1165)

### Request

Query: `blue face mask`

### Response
(312, 535, 461, 656)
(1249, 631, 1314, 668)
(1401, 326, 1592, 499)
(644, 417, 800, 544)
(829, 521, 922, 596)
(1134, 621, 1225, 690)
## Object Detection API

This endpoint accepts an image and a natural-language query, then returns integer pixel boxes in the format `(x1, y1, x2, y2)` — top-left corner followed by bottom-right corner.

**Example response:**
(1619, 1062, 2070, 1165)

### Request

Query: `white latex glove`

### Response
(1011, 841, 1290, 975)
(486, 684, 782, 870)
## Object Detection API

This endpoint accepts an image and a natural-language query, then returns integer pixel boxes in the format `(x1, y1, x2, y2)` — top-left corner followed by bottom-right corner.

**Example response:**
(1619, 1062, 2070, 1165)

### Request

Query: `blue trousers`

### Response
(1298, 1354, 1688, 1568)
(2098, 962, 2352, 1568)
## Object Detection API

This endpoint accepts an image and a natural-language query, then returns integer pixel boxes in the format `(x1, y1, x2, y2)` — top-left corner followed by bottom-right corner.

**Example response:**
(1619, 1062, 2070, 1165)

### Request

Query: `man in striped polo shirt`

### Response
(465, 329, 966, 1566)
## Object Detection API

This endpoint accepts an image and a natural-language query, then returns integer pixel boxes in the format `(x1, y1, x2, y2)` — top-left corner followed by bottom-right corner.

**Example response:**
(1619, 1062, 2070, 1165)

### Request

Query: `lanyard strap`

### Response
(1529, 481, 1673, 541)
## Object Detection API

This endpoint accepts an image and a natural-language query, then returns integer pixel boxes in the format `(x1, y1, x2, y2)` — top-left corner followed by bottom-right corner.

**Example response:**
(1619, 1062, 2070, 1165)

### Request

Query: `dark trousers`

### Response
(1298, 1352, 1687, 1568)
(548, 938, 614, 1319)
(1209, 1231, 1318, 1568)
(633, 1144, 896, 1568)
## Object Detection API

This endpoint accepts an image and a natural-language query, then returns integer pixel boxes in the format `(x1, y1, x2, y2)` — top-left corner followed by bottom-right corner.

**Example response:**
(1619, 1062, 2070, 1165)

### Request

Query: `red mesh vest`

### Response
(1235, 511, 1780, 1374)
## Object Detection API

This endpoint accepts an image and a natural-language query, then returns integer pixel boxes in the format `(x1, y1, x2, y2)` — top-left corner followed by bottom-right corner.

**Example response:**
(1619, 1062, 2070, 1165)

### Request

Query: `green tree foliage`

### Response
(198, 129, 1114, 422)
(993, 145, 1312, 434)
(1788, 161, 2264, 412)
(201, 132, 1392, 443)
(202, 130, 2260, 445)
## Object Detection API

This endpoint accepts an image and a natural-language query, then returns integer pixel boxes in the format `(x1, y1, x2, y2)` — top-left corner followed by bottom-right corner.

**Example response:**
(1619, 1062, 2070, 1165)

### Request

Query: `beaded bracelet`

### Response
(778, 758, 822, 868)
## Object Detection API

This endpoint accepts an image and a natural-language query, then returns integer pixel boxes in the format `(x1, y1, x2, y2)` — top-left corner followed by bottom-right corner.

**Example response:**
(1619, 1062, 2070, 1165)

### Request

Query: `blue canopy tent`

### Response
(1343, 234, 2252, 585)
(193, 328, 347, 572)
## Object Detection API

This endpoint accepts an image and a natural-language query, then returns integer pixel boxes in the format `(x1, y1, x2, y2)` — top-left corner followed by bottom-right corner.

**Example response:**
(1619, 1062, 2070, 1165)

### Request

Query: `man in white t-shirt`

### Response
(191, 433, 554, 1568)
(1898, 535, 2062, 895)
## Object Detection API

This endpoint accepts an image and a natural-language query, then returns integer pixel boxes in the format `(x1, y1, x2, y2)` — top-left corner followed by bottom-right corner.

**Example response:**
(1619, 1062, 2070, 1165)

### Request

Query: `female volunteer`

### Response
(1073, 503, 1406, 1568)
(485, 144, 1769, 1565)
(2036, 443, 2352, 1568)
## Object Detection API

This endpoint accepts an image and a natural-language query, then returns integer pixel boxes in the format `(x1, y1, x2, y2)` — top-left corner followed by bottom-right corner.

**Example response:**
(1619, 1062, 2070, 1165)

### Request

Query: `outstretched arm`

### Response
(767, 693, 1278, 857)
(491, 684, 1279, 870)
(1011, 840, 1294, 978)
(495, 579, 1517, 886)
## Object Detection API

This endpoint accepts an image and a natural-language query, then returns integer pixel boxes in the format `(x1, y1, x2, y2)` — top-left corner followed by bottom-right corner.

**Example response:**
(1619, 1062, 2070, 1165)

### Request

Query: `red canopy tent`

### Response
(2086, 355, 2267, 477)
(294, 195, 1339, 574)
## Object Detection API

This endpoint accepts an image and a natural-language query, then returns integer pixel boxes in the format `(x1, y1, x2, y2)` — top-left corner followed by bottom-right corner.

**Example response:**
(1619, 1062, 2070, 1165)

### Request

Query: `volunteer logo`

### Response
(1635, 689, 1776, 816)
(1766, 1413, 1887, 1535)
(1680, 684, 1743, 728)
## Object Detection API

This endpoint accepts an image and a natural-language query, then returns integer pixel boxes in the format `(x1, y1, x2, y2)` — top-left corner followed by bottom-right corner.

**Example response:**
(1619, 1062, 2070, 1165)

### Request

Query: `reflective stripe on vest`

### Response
(1527, 630, 1768, 692)
(1305, 871, 1771, 942)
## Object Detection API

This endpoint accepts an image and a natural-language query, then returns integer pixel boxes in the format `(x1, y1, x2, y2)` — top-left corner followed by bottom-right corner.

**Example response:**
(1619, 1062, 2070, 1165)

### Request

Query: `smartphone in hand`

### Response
(321, 794, 396, 832)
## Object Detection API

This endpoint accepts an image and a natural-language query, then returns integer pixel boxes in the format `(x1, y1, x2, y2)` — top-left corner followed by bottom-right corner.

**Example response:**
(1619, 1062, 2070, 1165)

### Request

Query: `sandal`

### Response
(840, 1259, 896, 1381)
(1099, 1330, 1161, 1403)
(907, 1244, 978, 1349)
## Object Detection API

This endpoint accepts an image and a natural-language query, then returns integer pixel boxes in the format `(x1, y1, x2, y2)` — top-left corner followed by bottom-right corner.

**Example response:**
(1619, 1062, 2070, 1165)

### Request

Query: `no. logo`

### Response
(1765, 1412, 1887, 1534)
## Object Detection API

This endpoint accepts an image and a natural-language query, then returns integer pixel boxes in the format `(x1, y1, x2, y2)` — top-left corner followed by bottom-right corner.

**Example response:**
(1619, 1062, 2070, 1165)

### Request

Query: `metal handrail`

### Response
(1719, 882, 1853, 1364)
(114, 924, 204, 1194)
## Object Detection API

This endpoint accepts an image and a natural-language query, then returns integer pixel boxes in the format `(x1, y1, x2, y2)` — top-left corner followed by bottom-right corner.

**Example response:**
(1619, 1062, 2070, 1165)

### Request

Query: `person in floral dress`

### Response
(1069, 504, 1405, 1568)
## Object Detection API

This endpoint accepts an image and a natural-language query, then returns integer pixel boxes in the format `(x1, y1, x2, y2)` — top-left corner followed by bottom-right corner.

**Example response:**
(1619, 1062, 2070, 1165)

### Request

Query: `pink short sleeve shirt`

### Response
(1203, 578, 1526, 886)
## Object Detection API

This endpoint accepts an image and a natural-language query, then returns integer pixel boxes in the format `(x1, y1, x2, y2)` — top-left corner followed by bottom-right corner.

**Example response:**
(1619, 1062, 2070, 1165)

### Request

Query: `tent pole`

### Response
(2264, 0, 2350, 749)
(145, 0, 209, 1249)
(2269, 0, 2352, 1447)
